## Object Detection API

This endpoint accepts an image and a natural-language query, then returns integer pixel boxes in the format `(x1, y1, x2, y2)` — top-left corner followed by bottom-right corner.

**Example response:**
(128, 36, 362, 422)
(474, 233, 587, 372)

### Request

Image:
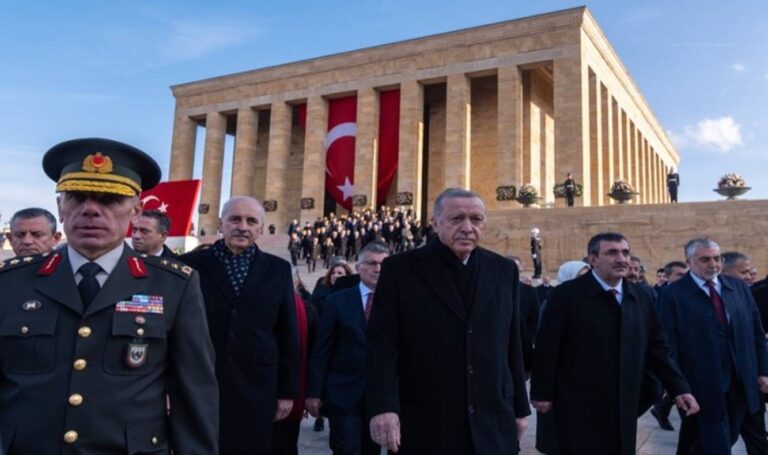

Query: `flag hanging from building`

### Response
(132, 180, 201, 237)
(325, 96, 357, 211)
(377, 89, 400, 206)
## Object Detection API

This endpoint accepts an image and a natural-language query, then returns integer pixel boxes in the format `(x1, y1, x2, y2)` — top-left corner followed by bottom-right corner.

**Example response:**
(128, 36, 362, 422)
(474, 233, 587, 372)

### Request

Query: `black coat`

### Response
(366, 240, 530, 455)
(307, 286, 368, 410)
(519, 282, 540, 373)
(180, 246, 298, 454)
(0, 247, 218, 454)
(531, 272, 690, 455)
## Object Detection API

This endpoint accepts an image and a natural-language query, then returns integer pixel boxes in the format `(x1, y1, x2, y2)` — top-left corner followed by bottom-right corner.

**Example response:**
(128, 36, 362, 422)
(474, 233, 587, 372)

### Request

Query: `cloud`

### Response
(669, 117, 743, 153)
(159, 20, 258, 62)
(732, 63, 746, 72)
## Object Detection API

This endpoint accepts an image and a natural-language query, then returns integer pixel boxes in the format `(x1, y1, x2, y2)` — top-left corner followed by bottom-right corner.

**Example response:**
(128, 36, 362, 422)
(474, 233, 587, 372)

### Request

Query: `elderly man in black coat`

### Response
(531, 232, 698, 454)
(366, 188, 530, 454)
(180, 196, 298, 454)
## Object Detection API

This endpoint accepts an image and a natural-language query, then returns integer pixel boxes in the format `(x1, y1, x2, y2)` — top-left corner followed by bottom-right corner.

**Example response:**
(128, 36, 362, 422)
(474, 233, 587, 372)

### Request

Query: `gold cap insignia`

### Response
(82, 152, 114, 174)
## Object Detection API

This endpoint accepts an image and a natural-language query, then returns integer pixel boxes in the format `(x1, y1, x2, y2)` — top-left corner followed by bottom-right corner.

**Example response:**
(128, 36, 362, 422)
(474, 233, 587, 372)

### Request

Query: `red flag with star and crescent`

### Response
(129, 179, 201, 237)
(325, 96, 357, 211)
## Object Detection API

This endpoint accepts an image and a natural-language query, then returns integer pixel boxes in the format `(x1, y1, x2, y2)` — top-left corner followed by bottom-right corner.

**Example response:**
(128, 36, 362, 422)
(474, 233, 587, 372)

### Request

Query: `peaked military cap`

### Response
(43, 138, 162, 196)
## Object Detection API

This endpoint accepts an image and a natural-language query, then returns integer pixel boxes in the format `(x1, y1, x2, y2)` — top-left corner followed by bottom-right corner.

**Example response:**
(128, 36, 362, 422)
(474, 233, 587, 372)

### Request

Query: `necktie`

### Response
(608, 288, 619, 304)
(78, 262, 102, 308)
(364, 292, 374, 322)
(706, 280, 727, 327)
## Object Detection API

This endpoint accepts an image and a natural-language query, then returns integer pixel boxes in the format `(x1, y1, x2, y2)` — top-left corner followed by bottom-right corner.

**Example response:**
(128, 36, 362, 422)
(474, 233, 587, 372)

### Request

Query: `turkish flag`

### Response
(130, 180, 201, 237)
(377, 89, 400, 206)
(325, 96, 357, 211)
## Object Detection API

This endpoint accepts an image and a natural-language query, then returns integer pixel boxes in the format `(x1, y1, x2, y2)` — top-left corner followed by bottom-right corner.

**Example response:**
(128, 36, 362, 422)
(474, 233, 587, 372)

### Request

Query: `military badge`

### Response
(125, 343, 148, 368)
(22, 300, 42, 311)
(115, 295, 164, 314)
(81, 152, 114, 173)
(37, 253, 63, 276)
(128, 257, 148, 278)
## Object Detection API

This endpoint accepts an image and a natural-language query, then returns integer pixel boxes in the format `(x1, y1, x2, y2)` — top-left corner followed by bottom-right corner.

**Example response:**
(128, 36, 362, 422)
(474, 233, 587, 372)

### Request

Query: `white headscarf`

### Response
(557, 260, 589, 284)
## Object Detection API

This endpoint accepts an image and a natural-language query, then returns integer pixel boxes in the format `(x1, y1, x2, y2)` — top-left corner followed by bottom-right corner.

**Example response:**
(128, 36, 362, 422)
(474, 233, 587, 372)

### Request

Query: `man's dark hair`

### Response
(140, 210, 172, 235)
(630, 256, 642, 264)
(722, 251, 750, 269)
(586, 232, 628, 256)
(11, 207, 57, 233)
(656, 268, 665, 274)
(663, 261, 687, 277)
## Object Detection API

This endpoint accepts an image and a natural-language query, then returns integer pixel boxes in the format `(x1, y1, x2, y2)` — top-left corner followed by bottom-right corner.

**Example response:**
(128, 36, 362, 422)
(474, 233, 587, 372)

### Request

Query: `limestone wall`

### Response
(483, 200, 768, 282)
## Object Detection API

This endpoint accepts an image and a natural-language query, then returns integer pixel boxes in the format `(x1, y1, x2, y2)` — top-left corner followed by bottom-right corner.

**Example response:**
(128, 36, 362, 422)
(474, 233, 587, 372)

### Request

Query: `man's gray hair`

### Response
(11, 208, 57, 233)
(722, 251, 750, 269)
(683, 238, 720, 259)
(220, 196, 265, 222)
(358, 241, 389, 264)
(432, 188, 484, 218)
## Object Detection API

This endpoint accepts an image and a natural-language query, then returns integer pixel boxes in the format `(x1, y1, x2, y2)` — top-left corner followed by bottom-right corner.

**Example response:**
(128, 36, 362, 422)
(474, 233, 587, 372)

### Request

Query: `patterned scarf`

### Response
(212, 239, 257, 296)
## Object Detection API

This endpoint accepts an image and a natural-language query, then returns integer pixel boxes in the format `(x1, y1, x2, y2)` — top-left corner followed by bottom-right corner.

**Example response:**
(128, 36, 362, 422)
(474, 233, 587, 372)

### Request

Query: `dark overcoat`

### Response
(657, 273, 768, 421)
(180, 246, 298, 454)
(530, 272, 689, 455)
(0, 247, 218, 454)
(366, 240, 530, 455)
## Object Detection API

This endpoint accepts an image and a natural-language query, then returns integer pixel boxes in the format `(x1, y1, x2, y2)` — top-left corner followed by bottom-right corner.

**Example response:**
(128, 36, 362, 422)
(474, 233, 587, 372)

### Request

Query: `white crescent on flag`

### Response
(140, 195, 159, 206)
(324, 122, 357, 151)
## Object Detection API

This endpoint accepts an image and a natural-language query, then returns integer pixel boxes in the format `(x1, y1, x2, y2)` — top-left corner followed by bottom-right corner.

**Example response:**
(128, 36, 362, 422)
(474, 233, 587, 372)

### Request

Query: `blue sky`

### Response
(1, 0, 766, 227)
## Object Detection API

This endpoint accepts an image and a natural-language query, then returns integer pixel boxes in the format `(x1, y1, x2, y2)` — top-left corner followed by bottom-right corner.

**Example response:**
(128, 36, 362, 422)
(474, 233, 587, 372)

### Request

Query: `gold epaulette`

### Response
(0, 253, 48, 273)
(141, 254, 194, 279)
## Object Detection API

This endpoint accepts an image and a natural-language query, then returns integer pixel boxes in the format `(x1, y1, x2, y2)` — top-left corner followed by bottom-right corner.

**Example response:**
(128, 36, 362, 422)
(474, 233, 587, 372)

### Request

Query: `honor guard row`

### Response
(0, 138, 219, 453)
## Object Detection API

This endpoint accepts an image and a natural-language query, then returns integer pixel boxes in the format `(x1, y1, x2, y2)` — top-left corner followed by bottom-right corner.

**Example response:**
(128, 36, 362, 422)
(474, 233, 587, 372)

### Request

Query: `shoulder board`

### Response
(141, 254, 194, 279)
(0, 252, 50, 273)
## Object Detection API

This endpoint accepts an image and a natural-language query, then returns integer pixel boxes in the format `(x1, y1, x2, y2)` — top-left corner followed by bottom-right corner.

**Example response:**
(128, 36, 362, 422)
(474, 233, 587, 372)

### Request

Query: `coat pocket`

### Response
(126, 418, 169, 454)
(104, 312, 167, 375)
(0, 312, 57, 374)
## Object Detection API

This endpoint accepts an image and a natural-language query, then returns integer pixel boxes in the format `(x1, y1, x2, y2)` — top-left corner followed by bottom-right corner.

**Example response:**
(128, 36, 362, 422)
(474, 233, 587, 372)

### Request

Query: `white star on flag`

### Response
(337, 177, 354, 201)
(158, 202, 169, 213)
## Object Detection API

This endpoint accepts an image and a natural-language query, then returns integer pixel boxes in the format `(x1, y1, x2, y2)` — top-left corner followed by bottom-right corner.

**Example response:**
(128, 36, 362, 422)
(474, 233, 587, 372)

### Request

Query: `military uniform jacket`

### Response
(0, 246, 219, 454)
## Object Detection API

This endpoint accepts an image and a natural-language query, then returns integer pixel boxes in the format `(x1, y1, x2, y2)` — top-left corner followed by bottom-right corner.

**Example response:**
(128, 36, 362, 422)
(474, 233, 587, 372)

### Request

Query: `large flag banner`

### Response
(377, 89, 400, 206)
(132, 180, 201, 237)
(325, 96, 357, 211)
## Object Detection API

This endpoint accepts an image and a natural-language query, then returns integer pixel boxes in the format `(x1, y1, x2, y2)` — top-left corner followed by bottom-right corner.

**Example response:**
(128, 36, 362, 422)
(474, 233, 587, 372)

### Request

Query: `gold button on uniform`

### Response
(136, 328, 145, 337)
(73, 359, 87, 370)
(78, 326, 92, 338)
(63, 431, 78, 443)
(20, 326, 29, 335)
(68, 394, 83, 406)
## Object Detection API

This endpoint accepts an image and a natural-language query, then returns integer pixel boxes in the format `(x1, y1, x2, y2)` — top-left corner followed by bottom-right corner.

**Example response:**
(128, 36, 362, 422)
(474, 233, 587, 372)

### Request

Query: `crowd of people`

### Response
(2, 136, 768, 455)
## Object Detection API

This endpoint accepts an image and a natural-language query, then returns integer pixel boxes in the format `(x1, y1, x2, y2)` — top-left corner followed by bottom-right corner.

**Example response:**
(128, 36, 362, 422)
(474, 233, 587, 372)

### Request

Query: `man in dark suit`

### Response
(5, 207, 62, 257)
(508, 255, 540, 374)
(180, 196, 298, 454)
(366, 188, 530, 454)
(131, 210, 177, 258)
(667, 169, 680, 203)
(563, 172, 577, 207)
(531, 232, 698, 454)
(658, 238, 768, 454)
(306, 241, 389, 454)
(0, 138, 218, 453)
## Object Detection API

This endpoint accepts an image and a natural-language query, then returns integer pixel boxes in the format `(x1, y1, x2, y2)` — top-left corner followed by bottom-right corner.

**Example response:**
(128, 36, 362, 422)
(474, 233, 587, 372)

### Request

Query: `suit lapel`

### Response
(719, 276, 737, 324)
(418, 242, 466, 322)
(350, 288, 367, 330)
(86, 247, 147, 317)
(468, 249, 499, 325)
(198, 248, 236, 302)
(35, 249, 83, 315)
(239, 248, 269, 299)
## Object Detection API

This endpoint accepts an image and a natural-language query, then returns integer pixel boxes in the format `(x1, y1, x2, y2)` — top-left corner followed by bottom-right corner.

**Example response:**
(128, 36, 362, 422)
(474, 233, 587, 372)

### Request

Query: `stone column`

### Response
(641, 137, 650, 204)
(497, 65, 523, 204)
(612, 99, 623, 186)
(354, 87, 379, 211)
(632, 125, 641, 203)
(554, 53, 591, 206)
(231, 107, 259, 197)
(199, 111, 226, 236)
(445, 73, 471, 189)
(264, 100, 292, 230)
(301, 95, 328, 224)
(600, 84, 613, 206)
(397, 80, 424, 218)
(621, 111, 630, 183)
(588, 71, 603, 205)
(169, 111, 197, 181)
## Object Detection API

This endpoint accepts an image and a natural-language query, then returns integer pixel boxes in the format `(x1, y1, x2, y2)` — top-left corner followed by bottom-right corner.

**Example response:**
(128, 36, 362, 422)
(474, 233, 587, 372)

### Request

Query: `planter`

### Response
(608, 191, 638, 204)
(516, 195, 542, 208)
(714, 186, 750, 200)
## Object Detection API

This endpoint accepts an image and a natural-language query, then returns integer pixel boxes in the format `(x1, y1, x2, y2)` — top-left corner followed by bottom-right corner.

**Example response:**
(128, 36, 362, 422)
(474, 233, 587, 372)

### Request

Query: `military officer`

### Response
(0, 138, 218, 453)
